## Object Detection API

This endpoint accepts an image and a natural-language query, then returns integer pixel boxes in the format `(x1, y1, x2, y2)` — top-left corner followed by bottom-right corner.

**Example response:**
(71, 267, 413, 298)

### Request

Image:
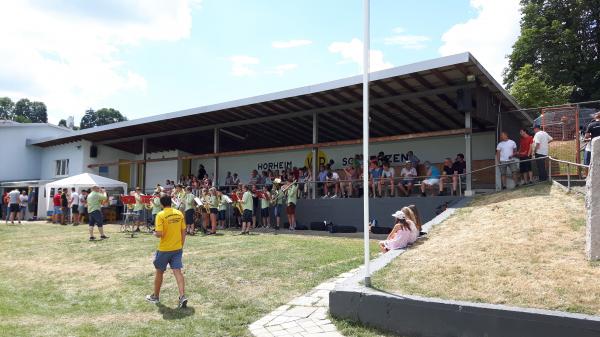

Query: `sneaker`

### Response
(146, 294, 160, 304)
(89, 236, 96, 241)
(330, 194, 338, 199)
(100, 235, 109, 239)
(178, 295, 188, 308)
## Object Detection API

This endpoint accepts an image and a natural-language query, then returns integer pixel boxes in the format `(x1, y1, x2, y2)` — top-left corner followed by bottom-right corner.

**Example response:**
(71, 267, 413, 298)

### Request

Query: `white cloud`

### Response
(267, 64, 298, 76)
(384, 27, 430, 50)
(439, 0, 521, 83)
(271, 39, 313, 49)
(0, 1, 200, 123)
(229, 55, 260, 77)
(328, 38, 393, 72)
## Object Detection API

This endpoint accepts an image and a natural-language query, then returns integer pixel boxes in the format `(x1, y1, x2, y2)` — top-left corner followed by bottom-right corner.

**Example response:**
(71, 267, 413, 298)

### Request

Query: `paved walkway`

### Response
(248, 268, 360, 337)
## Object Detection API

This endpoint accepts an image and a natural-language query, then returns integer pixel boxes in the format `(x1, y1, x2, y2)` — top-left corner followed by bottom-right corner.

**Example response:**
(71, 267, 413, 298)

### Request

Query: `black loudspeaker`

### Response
(310, 222, 328, 231)
(328, 225, 357, 233)
(456, 88, 473, 112)
(371, 227, 392, 235)
(90, 145, 98, 158)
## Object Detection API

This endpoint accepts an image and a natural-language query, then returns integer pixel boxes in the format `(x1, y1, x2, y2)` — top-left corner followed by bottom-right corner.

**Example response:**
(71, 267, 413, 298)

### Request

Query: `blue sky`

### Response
(0, 0, 521, 124)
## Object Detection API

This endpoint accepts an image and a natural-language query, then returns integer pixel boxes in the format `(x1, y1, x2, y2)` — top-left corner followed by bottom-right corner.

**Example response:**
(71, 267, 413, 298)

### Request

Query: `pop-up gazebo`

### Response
(45, 173, 127, 209)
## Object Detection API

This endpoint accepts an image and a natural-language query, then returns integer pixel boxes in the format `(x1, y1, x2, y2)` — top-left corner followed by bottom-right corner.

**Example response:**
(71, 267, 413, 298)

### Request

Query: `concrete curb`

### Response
(330, 197, 600, 337)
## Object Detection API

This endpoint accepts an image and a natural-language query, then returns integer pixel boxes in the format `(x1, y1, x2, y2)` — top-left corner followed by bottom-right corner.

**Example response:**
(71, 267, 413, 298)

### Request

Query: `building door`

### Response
(118, 160, 131, 185)
(182, 159, 191, 176)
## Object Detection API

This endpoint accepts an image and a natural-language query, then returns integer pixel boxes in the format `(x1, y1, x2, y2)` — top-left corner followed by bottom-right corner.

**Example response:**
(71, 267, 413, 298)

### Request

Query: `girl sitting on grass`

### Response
(379, 211, 418, 253)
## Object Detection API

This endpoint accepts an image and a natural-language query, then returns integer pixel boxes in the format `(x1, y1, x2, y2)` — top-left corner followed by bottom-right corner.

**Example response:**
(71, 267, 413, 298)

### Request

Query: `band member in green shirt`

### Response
(207, 187, 218, 235)
(151, 191, 162, 230)
(133, 187, 144, 232)
(217, 190, 227, 229)
(87, 186, 109, 241)
(260, 185, 271, 228)
(183, 186, 196, 235)
(271, 179, 285, 230)
(285, 177, 299, 230)
(241, 185, 253, 235)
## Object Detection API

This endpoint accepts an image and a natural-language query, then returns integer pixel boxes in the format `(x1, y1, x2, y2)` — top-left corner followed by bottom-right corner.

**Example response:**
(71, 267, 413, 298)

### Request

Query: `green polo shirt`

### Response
(87, 191, 107, 213)
(286, 184, 298, 205)
(242, 191, 253, 211)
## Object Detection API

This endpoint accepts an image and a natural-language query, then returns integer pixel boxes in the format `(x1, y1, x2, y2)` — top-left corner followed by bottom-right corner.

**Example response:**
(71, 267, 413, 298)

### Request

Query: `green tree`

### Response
(509, 64, 573, 108)
(0, 97, 14, 120)
(80, 108, 127, 129)
(504, 0, 600, 101)
(13, 98, 48, 123)
(58, 119, 67, 127)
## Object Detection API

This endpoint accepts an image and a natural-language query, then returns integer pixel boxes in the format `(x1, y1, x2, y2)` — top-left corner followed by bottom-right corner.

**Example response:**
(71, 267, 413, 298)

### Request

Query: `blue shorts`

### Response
(242, 209, 252, 222)
(153, 249, 183, 271)
(53, 206, 62, 215)
(273, 204, 283, 217)
(88, 210, 103, 227)
(218, 210, 226, 221)
(185, 209, 194, 225)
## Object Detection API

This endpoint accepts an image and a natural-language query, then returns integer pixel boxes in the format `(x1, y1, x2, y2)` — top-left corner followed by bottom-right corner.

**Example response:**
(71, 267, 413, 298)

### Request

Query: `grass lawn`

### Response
(372, 183, 600, 315)
(0, 223, 378, 337)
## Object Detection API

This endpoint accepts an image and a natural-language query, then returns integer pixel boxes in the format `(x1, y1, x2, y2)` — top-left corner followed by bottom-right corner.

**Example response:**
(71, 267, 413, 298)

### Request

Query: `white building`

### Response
(0, 53, 530, 220)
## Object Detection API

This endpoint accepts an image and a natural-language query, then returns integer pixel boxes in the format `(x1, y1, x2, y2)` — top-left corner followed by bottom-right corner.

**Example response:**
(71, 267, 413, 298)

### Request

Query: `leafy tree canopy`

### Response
(0, 97, 48, 123)
(509, 64, 573, 108)
(80, 108, 127, 129)
(504, 0, 600, 102)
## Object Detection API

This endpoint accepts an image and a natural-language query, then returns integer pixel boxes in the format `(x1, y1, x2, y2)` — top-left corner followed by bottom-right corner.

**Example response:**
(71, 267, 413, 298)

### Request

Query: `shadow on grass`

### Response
(157, 303, 195, 320)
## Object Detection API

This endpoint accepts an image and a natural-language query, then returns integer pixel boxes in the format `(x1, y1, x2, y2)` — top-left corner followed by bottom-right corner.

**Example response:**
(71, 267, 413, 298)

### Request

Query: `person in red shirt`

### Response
(518, 128, 534, 185)
(52, 188, 63, 224)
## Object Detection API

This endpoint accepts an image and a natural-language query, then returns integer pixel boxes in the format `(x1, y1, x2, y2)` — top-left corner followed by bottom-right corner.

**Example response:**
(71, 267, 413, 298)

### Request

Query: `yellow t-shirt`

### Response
(155, 207, 186, 252)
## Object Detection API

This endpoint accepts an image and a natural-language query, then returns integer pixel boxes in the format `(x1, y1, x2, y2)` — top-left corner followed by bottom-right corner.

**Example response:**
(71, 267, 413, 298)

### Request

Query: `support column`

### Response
(141, 137, 147, 192)
(464, 112, 473, 196)
(586, 138, 600, 260)
(312, 111, 318, 199)
(214, 128, 219, 187)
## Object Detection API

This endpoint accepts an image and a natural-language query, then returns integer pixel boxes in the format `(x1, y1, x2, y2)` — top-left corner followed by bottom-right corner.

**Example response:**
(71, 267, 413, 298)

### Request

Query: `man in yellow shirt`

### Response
(146, 195, 188, 308)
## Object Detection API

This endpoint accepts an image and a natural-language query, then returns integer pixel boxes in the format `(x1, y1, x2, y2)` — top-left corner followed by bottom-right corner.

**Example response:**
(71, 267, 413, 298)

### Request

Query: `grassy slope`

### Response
(372, 183, 600, 315)
(0, 224, 377, 337)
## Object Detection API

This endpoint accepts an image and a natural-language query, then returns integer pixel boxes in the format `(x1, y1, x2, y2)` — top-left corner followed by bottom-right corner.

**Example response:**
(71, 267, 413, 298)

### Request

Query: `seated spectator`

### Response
(439, 158, 454, 196)
(377, 151, 388, 166)
(368, 160, 382, 197)
(420, 161, 440, 196)
(343, 164, 359, 197)
(323, 169, 341, 198)
(232, 173, 240, 186)
(401, 206, 419, 244)
(378, 162, 395, 197)
(408, 204, 423, 233)
(398, 161, 417, 196)
(379, 210, 418, 252)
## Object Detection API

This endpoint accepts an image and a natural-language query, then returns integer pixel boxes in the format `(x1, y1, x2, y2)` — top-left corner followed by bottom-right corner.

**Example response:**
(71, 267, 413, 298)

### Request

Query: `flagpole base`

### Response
(364, 276, 372, 287)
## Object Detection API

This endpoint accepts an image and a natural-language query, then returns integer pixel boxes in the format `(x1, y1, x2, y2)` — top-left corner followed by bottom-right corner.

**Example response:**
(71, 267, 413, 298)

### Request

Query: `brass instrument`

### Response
(202, 194, 211, 213)
(281, 180, 298, 194)
(233, 191, 244, 214)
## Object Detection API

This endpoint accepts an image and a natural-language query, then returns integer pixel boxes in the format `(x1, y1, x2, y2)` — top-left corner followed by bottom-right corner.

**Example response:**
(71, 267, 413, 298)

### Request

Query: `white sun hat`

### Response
(391, 211, 406, 220)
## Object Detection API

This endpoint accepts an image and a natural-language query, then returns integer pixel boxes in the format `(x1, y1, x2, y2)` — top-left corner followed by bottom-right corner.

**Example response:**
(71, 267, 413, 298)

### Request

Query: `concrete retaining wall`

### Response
(330, 289, 600, 337)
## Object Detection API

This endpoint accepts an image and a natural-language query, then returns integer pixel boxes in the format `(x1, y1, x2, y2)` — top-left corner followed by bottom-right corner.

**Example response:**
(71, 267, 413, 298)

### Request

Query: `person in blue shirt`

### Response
(369, 161, 383, 197)
(420, 161, 441, 197)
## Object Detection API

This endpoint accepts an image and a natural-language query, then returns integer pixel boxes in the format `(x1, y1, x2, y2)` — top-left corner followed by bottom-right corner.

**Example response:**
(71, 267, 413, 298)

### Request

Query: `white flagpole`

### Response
(362, 0, 371, 287)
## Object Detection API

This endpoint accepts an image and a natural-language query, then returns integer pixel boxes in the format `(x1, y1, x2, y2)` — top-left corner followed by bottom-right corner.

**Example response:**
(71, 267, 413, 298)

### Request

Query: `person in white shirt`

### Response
(496, 132, 519, 189)
(19, 191, 28, 222)
(323, 170, 340, 198)
(378, 162, 395, 197)
(397, 161, 417, 196)
(70, 187, 80, 226)
(531, 125, 553, 181)
(7, 188, 21, 224)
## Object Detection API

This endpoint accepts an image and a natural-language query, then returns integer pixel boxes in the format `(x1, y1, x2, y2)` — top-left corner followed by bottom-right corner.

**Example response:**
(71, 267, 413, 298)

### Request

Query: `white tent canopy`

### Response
(45, 173, 127, 209)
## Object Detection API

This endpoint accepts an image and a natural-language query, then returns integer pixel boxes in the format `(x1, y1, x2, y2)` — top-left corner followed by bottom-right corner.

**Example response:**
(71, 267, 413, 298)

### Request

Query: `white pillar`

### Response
(586, 138, 600, 260)
(362, 0, 371, 287)
(464, 112, 473, 196)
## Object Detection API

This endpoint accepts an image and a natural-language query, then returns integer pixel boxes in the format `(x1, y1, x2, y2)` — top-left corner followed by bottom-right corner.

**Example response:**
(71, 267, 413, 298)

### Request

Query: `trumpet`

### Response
(281, 180, 297, 193)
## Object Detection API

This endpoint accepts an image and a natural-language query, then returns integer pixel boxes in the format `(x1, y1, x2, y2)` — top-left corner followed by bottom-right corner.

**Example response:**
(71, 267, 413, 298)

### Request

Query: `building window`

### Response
(55, 159, 69, 176)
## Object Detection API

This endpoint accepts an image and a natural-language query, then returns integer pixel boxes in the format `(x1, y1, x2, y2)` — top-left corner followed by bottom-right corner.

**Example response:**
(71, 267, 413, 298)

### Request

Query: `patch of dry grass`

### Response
(372, 183, 600, 315)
